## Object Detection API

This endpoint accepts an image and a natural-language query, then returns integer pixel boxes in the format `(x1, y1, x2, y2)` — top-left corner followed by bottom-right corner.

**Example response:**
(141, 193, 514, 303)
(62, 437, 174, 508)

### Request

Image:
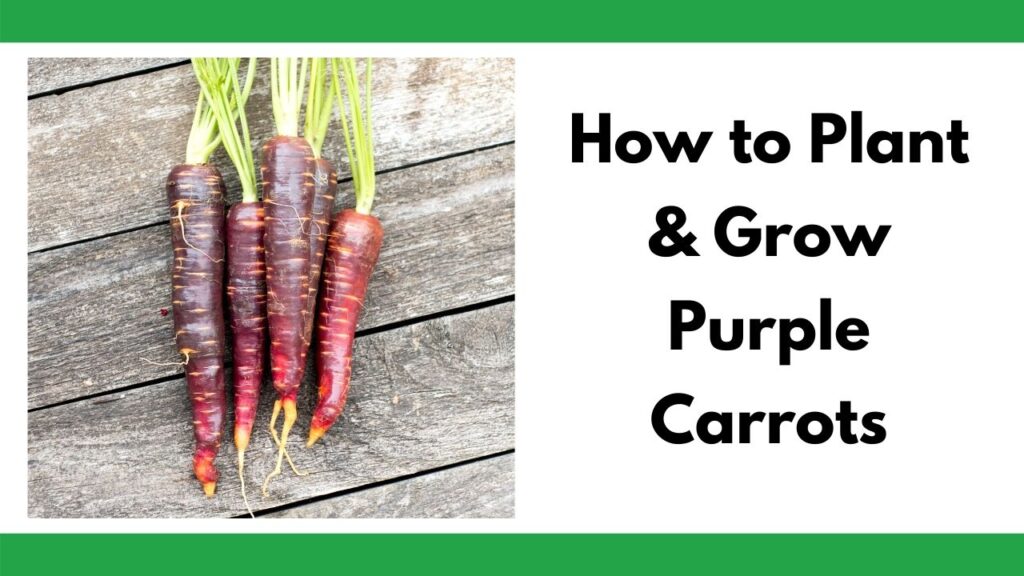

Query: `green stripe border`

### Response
(6, 3, 1024, 574)
(3, 0, 1024, 41)
(2, 534, 1023, 574)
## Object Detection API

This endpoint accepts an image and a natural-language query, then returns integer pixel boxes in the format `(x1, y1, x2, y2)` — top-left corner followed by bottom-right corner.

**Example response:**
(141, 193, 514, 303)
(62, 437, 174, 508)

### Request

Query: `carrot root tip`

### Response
(235, 428, 251, 453)
(263, 397, 306, 496)
(239, 449, 254, 518)
(193, 449, 218, 497)
(306, 426, 326, 448)
(282, 400, 308, 476)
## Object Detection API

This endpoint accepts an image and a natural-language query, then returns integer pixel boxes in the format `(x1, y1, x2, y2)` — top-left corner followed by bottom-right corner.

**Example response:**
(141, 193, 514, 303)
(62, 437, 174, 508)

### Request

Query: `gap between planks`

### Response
(28, 58, 515, 252)
(244, 449, 515, 518)
(29, 142, 515, 408)
(28, 59, 191, 99)
(29, 300, 514, 517)
(27, 294, 515, 414)
(27, 140, 515, 256)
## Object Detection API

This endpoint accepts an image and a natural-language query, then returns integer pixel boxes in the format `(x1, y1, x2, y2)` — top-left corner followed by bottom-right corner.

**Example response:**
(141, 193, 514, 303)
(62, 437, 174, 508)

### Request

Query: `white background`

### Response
(3, 44, 1023, 531)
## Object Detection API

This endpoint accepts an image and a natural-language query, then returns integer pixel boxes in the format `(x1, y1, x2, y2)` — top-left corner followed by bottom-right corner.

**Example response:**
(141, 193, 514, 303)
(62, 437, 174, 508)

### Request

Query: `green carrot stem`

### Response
(304, 58, 333, 158)
(330, 57, 376, 214)
(194, 57, 259, 203)
(271, 57, 308, 137)
(185, 61, 219, 165)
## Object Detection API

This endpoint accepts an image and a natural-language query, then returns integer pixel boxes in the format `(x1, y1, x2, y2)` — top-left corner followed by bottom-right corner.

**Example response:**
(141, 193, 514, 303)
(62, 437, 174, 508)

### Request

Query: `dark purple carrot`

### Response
(310, 209, 381, 445)
(263, 134, 314, 406)
(194, 57, 259, 510)
(165, 61, 234, 497)
(167, 161, 226, 497)
(308, 58, 379, 446)
(226, 205, 264, 451)
(262, 57, 317, 494)
(302, 58, 337, 351)
(304, 159, 336, 347)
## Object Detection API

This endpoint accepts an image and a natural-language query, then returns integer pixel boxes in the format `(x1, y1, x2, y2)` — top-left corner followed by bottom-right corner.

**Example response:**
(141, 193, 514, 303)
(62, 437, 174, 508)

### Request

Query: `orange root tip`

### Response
(307, 426, 325, 447)
(282, 397, 297, 419)
(235, 428, 251, 452)
(193, 449, 218, 495)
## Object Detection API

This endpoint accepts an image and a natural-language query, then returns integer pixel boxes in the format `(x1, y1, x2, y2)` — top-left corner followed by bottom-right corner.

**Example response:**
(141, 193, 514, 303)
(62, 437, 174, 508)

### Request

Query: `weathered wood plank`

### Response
(266, 454, 514, 518)
(28, 145, 513, 409)
(28, 58, 187, 95)
(28, 57, 514, 251)
(28, 302, 514, 518)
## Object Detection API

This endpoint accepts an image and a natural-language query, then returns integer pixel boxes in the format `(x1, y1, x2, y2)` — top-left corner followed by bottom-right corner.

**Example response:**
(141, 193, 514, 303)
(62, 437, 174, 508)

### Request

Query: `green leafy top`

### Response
(270, 57, 307, 137)
(304, 58, 333, 158)
(331, 58, 376, 214)
(193, 58, 258, 202)
(184, 76, 220, 165)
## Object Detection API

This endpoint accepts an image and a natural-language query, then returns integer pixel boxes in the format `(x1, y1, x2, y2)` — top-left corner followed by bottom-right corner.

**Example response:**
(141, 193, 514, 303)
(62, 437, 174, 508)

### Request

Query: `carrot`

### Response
(305, 159, 337, 349)
(193, 58, 260, 512)
(309, 209, 382, 445)
(308, 58, 381, 446)
(302, 58, 337, 351)
(226, 202, 265, 465)
(166, 69, 227, 496)
(262, 58, 317, 494)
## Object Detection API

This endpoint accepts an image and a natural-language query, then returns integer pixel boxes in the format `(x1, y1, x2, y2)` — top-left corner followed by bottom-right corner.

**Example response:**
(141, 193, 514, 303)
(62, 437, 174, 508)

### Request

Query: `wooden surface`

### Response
(26, 58, 515, 518)
(29, 303, 514, 518)
(27, 57, 187, 95)
(266, 454, 514, 519)
(28, 58, 514, 252)
(28, 145, 514, 409)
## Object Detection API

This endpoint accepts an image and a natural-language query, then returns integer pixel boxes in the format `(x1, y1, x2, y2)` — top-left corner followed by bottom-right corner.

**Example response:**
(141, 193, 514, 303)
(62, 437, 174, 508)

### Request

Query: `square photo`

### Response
(26, 57, 514, 518)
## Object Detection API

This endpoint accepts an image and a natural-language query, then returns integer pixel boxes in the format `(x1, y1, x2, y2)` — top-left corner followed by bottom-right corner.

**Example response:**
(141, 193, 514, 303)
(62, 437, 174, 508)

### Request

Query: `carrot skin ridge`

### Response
(310, 209, 383, 445)
(302, 158, 337, 349)
(226, 202, 267, 453)
(166, 163, 227, 495)
(261, 135, 316, 401)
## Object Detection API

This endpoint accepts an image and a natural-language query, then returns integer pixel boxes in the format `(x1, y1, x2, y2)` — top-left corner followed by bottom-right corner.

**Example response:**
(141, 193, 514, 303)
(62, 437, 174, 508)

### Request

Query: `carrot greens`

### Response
(331, 58, 376, 214)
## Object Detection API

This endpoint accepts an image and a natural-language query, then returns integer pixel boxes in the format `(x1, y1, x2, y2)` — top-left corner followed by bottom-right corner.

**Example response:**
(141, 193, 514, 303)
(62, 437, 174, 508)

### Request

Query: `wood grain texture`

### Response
(28, 302, 514, 518)
(28, 58, 514, 252)
(27, 58, 187, 95)
(266, 454, 514, 518)
(28, 145, 514, 409)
